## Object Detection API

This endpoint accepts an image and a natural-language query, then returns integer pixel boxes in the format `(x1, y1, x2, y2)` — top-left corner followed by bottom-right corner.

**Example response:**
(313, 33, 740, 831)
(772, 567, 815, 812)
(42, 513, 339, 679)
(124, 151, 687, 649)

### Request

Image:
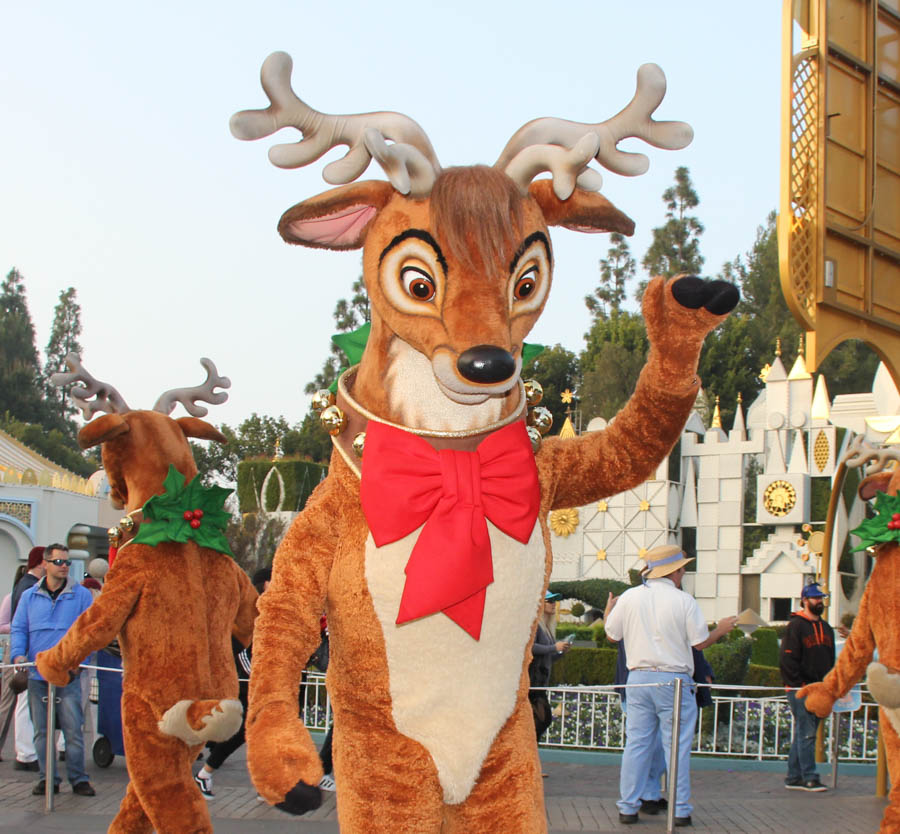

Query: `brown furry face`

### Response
(360, 167, 552, 400)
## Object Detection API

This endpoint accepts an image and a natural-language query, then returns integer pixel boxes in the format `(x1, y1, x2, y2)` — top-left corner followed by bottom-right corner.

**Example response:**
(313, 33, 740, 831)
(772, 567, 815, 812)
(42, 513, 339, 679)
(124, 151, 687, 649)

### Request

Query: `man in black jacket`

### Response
(779, 582, 835, 792)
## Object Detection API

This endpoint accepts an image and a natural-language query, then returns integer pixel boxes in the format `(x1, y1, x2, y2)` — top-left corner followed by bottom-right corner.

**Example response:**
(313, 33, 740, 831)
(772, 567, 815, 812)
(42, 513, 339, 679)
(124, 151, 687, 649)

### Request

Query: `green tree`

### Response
(0, 415, 97, 477)
(585, 233, 634, 320)
(306, 276, 370, 394)
(0, 268, 45, 424)
(579, 311, 649, 421)
(521, 344, 579, 431)
(638, 166, 704, 298)
(42, 287, 83, 432)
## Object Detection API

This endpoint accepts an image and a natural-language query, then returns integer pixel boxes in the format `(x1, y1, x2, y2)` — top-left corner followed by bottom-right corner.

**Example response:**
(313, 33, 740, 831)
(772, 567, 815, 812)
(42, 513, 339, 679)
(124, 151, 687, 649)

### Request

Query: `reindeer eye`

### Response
(514, 270, 537, 300)
(400, 266, 436, 301)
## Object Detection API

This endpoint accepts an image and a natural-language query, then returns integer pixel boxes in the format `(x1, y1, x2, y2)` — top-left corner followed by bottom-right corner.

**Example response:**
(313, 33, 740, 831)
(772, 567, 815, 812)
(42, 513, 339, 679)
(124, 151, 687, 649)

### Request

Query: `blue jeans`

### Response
(618, 671, 697, 818)
(786, 690, 821, 782)
(27, 677, 88, 786)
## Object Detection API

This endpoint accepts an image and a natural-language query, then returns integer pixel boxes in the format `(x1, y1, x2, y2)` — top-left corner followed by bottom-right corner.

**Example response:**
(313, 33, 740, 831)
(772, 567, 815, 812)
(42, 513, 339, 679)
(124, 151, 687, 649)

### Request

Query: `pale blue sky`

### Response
(1, 1, 782, 426)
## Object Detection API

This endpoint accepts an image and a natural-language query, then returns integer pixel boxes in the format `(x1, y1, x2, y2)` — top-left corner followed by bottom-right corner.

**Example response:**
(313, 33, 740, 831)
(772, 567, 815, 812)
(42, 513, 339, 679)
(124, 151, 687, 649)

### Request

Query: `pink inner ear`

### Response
(288, 204, 377, 247)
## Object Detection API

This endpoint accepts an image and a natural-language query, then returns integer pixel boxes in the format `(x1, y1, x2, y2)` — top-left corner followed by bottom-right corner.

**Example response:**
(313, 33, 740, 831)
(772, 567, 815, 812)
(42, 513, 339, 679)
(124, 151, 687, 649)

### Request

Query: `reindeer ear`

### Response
(278, 181, 396, 250)
(176, 417, 227, 444)
(859, 470, 895, 501)
(528, 180, 635, 236)
(78, 414, 129, 450)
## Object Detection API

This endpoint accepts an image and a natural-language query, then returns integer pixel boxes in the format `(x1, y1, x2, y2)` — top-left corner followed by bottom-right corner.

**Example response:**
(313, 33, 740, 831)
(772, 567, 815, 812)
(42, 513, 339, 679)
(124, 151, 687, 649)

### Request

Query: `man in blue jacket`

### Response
(11, 543, 95, 797)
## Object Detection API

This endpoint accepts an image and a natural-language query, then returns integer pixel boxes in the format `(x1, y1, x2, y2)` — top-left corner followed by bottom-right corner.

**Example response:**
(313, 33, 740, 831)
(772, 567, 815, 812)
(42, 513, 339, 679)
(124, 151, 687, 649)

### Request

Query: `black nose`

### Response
(457, 345, 516, 384)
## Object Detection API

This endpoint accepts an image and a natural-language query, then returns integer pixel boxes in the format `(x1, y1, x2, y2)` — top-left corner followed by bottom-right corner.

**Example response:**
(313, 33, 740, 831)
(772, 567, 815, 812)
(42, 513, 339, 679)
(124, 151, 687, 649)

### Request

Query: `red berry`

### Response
(193, 509, 204, 519)
(190, 519, 201, 529)
(183, 510, 193, 521)
(892, 513, 900, 521)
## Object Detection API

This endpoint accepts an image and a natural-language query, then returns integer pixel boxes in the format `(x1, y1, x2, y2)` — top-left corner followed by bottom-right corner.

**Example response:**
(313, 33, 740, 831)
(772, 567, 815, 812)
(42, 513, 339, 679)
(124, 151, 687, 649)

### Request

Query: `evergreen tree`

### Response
(306, 276, 370, 394)
(42, 287, 83, 430)
(0, 268, 45, 424)
(585, 233, 634, 321)
(638, 166, 704, 299)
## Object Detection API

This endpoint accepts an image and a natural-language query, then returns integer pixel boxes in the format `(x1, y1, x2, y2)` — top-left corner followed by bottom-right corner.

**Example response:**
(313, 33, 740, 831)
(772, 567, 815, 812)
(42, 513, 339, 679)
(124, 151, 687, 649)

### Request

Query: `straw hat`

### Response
(642, 545, 694, 579)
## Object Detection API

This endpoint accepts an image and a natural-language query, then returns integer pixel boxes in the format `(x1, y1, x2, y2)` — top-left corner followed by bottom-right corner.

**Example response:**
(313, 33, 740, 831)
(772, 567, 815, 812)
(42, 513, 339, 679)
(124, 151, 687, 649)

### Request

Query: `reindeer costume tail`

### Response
(158, 699, 243, 745)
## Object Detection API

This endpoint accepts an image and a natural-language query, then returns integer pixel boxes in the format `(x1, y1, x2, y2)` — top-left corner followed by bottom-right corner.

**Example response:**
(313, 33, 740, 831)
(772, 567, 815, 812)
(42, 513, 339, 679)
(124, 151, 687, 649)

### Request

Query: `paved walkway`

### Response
(1, 737, 889, 832)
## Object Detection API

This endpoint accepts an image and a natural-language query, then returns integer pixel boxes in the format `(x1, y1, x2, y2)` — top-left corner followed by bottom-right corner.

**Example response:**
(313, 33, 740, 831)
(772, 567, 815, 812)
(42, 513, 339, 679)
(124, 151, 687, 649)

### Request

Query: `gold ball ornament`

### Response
(107, 526, 123, 546)
(352, 432, 366, 458)
(523, 379, 543, 406)
(119, 515, 135, 533)
(527, 406, 553, 435)
(526, 425, 542, 453)
(319, 405, 347, 436)
(311, 389, 336, 413)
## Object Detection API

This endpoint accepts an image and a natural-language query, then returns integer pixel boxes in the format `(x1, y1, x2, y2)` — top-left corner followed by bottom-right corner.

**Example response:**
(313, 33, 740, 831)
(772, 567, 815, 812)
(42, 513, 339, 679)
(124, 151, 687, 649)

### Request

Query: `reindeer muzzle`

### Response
(457, 345, 516, 384)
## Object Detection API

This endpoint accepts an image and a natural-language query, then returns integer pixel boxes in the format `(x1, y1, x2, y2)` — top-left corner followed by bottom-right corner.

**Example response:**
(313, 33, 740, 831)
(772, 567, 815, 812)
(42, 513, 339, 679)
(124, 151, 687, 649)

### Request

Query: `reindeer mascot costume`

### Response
(35, 358, 258, 834)
(232, 53, 738, 832)
(800, 445, 900, 833)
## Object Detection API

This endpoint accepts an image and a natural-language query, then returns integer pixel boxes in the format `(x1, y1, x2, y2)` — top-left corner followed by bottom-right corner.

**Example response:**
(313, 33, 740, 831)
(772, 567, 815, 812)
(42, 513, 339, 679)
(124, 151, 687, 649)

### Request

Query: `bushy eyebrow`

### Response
(379, 229, 448, 273)
(509, 232, 551, 274)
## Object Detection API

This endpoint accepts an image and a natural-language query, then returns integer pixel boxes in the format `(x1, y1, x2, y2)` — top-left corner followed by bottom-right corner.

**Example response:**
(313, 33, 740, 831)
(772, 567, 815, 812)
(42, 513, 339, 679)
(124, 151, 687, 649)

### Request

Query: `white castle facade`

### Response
(548, 347, 900, 625)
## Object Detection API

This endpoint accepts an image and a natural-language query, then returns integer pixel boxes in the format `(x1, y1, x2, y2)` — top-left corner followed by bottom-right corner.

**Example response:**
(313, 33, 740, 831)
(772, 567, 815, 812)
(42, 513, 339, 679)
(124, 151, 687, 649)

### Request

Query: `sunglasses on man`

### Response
(45, 558, 72, 567)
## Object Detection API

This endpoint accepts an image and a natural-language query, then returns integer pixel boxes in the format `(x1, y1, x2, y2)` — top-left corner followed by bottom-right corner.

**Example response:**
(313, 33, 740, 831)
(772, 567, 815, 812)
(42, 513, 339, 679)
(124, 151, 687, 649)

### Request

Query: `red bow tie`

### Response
(359, 420, 540, 639)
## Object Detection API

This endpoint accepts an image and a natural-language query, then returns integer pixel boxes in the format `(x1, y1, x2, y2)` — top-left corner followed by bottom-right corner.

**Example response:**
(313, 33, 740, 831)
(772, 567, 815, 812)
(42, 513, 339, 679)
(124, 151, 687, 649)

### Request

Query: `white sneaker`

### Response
(193, 772, 214, 800)
(318, 774, 336, 792)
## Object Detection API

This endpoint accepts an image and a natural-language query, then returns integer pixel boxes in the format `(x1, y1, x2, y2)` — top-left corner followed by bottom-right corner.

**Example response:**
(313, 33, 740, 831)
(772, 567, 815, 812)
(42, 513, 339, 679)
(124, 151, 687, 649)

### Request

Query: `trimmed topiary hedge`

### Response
(237, 458, 327, 513)
(750, 628, 780, 667)
(704, 637, 752, 686)
(555, 625, 595, 641)
(548, 578, 630, 611)
(549, 647, 618, 686)
(744, 664, 783, 690)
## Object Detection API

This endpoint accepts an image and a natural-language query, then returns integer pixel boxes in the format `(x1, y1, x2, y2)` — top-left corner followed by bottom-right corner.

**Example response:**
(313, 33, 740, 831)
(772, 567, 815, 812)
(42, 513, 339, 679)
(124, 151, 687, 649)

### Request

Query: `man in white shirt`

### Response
(605, 545, 736, 827)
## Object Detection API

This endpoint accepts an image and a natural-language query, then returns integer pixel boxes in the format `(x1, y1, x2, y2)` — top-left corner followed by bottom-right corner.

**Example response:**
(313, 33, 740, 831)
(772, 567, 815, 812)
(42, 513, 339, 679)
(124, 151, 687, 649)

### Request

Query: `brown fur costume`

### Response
(232, 56, 737, 832)
(800, 465, 900, 833)
(36, 404, 258, 834)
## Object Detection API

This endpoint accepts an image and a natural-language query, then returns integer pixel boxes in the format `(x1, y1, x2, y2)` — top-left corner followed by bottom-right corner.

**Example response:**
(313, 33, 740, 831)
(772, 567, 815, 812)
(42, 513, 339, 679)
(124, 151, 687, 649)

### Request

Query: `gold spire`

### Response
(775, 337, 782, 357)
(559, 416, 576, 439)
(798, 333, 805, 357)
(711, 395, 722, 428)
(737, 392, 743, 404)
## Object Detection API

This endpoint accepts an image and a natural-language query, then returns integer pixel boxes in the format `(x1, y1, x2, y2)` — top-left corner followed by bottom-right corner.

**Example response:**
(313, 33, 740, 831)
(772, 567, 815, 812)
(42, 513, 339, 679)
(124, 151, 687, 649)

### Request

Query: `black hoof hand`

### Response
(275, 780, 322, 816)
(670, 276, 739, 315)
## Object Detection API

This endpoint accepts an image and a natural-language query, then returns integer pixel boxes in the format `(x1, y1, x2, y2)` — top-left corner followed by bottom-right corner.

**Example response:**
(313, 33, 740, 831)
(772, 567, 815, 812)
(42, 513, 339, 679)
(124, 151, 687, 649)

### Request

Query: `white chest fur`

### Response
(364, 520, 545, 804)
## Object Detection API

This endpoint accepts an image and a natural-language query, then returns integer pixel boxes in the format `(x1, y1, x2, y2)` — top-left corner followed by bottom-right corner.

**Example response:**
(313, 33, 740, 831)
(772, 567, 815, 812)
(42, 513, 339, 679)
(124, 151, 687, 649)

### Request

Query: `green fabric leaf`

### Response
(849, 491, 900, 552)
(332, 323, 371, 367)
(522, 343, 545, 365)
(133, 464, 234, 558)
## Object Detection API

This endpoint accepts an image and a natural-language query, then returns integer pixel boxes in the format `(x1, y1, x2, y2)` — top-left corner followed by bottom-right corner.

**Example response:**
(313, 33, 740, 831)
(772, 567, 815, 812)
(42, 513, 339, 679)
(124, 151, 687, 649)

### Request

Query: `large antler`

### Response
(153, 358, 231, 418)
(495, 63, 693, 199)
(844, 435, 900, 473)
(50, 353, 130, 419)
(230, 51, 442, 199)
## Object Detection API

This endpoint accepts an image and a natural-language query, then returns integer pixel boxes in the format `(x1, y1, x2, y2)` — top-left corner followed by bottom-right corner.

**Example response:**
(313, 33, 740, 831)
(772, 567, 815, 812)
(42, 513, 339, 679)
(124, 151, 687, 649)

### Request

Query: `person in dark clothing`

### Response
(193, 567, 270, 799)
(779, 581, 835, 793)
(528, 591, 571, 743)
(10, 547, 45, 618)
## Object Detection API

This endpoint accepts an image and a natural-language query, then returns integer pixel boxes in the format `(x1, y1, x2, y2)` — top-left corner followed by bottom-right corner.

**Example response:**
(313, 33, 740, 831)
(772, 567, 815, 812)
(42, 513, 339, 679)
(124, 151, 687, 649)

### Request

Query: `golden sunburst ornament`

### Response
(549, 507, 579, 537)
(561, 389, 574, 404)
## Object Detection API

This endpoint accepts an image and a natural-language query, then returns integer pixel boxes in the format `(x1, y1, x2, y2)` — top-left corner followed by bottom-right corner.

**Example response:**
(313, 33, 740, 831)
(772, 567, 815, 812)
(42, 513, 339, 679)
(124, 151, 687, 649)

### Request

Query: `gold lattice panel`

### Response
(0, 500, 32, 526)
(787, 53, 818, 323)
(812, 430, 829, 473)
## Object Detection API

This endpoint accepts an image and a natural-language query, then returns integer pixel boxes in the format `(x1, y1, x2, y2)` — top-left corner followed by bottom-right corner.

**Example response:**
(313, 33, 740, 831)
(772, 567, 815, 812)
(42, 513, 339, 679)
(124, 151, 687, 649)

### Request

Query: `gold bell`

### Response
(119, 515, 135, 533)
(352, 432, 366, 458)
(523, 379, 543, 407)
(107, 526, 123, 547)
(311, 389, 336, 413)
(527, 406, 553, 435)
(526, 425, 542, 453)
(320, 405, 348, 436)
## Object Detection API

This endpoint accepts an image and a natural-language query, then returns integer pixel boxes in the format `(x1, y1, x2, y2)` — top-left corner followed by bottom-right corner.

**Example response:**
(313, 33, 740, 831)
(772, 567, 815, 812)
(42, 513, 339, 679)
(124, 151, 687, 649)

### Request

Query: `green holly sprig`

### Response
(133, 465, 234, 557)
(849, 491, 900, 552)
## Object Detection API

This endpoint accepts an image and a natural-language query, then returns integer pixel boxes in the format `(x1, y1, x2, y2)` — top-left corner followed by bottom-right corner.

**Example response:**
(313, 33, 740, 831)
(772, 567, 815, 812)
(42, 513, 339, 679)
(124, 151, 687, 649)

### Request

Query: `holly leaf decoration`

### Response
(521, 342, 545, 365)
(849, 491, 900, 552)
(133, 465, 234, 557)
